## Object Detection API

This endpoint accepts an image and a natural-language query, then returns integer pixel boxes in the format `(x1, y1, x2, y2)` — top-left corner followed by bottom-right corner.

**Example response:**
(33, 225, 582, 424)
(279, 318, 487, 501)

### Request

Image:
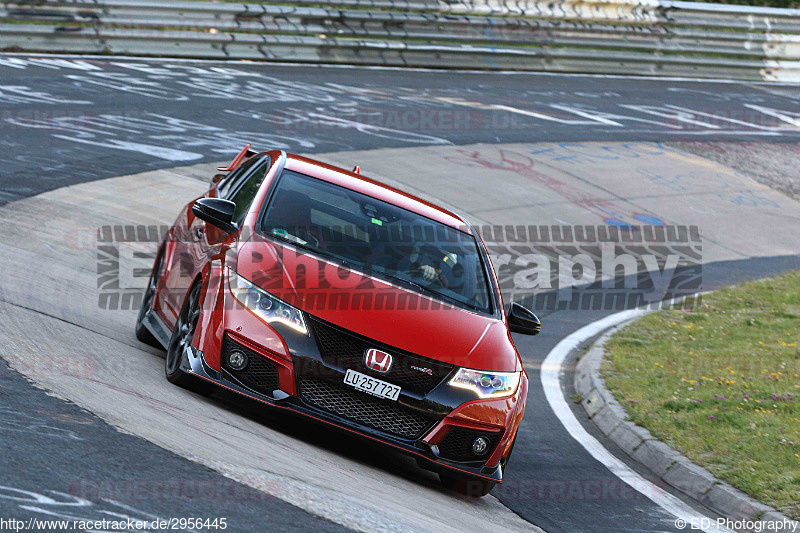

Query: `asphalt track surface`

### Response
(2, 54, 800, 206)
(1, 54, 800, 533)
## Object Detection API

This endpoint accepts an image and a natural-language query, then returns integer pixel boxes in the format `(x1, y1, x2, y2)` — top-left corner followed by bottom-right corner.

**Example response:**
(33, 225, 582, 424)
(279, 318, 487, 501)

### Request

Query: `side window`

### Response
(218, 155, 264, 199)
(228, 159, 271, 225)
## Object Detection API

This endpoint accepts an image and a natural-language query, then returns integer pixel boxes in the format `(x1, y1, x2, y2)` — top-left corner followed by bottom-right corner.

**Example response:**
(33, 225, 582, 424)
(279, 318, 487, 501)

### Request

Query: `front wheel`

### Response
(439, 473, 496, 498)
(165, 281, 212, 395)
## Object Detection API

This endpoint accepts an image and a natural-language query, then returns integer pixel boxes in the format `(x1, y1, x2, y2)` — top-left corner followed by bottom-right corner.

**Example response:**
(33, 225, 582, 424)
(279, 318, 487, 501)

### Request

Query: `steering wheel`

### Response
(408, 262, 447, 289)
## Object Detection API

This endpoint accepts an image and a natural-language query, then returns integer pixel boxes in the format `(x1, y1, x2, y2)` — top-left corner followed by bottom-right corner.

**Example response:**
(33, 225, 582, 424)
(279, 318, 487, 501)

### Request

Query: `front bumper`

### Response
(181, 338, 525, 483)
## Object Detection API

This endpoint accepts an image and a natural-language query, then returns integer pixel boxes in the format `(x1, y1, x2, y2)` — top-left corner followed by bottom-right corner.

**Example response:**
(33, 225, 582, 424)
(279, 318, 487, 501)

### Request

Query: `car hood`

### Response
(235, 238, 519, 372)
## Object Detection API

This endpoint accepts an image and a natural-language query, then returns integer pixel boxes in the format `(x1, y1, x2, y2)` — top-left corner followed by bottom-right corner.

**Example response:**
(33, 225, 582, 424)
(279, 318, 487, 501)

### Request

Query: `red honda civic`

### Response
(136, 146, 541, 496)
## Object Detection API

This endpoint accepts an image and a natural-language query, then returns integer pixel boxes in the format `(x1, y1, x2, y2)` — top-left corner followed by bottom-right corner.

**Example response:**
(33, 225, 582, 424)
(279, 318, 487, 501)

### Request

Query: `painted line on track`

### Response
(3, 52, 800, 86)
(540, 309, 734, 533)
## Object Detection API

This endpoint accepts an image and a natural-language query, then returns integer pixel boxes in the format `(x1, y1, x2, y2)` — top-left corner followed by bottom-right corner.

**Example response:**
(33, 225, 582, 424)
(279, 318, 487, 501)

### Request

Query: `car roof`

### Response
(282, 153, 471, 233)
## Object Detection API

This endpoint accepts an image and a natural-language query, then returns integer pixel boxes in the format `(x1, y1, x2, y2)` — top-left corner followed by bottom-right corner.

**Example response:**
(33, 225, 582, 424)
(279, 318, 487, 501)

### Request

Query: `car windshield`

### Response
(261, 170, 492, 313)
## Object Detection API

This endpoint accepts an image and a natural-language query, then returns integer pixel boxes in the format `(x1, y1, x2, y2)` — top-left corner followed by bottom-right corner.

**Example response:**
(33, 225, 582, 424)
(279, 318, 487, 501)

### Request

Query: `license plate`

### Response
(343, 369, 401, 401)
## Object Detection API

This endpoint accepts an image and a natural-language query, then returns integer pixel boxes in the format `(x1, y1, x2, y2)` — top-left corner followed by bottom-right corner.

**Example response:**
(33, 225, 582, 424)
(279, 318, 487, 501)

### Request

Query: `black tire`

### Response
(439, 472, 496, 498)
(165, 281, 213, 395)
(135, 245, 164, 348)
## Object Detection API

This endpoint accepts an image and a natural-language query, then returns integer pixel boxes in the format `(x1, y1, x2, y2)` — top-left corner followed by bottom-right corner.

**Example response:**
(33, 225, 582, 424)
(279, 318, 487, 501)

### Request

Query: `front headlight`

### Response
(228, 268, 308, 335)
(449, 368, 520, 399)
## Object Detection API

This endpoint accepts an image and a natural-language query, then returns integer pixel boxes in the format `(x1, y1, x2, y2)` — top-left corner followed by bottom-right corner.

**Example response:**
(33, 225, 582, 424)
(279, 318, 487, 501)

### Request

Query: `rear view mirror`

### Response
(507, 303, 541, 335)
(192, 198, 238, 234)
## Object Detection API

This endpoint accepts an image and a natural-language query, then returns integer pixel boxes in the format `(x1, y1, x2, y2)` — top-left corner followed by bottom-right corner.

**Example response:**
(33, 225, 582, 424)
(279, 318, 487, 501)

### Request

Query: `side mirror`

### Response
(192, 198, 238, 234)
(507, 303, 541, 335)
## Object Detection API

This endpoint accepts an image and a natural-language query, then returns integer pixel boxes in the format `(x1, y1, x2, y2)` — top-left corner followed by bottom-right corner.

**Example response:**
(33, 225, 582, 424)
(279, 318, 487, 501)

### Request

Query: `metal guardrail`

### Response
(0, 0, 798, 81)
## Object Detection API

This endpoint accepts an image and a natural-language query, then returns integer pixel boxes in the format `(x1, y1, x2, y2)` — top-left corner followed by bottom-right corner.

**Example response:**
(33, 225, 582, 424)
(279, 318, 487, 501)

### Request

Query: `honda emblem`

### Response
(364, 348, 392, 373)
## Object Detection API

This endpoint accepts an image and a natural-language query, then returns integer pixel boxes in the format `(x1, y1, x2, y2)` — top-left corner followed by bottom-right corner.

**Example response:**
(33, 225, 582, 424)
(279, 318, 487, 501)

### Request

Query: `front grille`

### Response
(438, 427, 500, 462)
(308, 317, 453, 395)
(221, 335, 280, 397)
(299, 378, 436, 440)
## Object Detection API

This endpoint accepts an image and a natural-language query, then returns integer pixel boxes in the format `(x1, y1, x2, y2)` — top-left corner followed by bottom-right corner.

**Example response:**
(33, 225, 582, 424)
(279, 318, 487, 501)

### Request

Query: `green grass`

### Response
(604, 270, 800, 519)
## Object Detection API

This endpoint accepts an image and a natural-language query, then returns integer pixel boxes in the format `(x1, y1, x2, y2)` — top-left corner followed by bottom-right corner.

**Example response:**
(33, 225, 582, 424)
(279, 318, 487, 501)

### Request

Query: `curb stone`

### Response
(574, 324, 797, 533)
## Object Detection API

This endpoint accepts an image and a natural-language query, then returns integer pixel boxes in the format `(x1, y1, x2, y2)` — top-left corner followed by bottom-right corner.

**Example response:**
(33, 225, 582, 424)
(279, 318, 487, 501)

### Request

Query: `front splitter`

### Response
(182, 344, 503, 483)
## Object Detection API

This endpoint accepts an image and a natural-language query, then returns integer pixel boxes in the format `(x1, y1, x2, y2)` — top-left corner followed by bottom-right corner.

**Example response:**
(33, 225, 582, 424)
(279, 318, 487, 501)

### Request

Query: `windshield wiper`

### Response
(390, 276, 445, 300)
(389, 275, 484, 312)
(266, 231, 338, 262)
(267, 232, 367, 272)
